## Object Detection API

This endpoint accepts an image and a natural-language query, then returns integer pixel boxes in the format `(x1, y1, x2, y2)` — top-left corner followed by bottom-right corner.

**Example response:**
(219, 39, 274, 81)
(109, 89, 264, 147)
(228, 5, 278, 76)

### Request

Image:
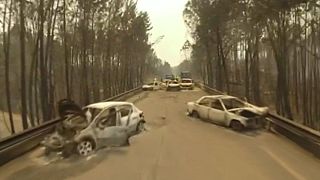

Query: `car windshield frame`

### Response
(181, 79, 192, 83)
(83, 107, 102, 122)
(170, 81, 179, 84)
(221, 98, 246, 111)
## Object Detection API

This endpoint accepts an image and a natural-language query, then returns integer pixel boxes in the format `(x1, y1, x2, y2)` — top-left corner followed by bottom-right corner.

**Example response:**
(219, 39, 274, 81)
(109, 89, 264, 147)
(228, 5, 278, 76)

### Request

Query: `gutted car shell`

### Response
(42, 101, 145, 157)
(180, 78, 194, 90)
(167, 81, 181, 91)
(187, 95, 269, 131)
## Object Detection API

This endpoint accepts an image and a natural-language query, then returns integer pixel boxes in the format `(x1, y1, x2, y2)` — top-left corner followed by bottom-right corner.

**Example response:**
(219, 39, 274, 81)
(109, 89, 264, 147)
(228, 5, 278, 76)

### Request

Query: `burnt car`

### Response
(166, 80, 181, 91)
(142, 82, 160, 91)
(180, 78, 194, 90)
(187, 95, 269, 131)
(41, 101, 145, 156)
(41, 114, 88, 156)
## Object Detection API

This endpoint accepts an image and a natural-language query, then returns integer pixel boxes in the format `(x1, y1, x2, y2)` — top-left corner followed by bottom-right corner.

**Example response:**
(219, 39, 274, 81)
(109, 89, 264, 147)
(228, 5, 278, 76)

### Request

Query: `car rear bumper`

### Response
(180, 86, 194, 90)
(167, 86, 181, 91)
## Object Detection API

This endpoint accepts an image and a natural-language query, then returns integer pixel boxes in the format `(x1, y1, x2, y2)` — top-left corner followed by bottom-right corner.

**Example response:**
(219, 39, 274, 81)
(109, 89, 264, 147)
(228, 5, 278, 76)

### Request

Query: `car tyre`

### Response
(230, 120, 244, 131)
(191, 111, 199, 118)
(136, 121, 145, 133)
(77, 138, 95, 156)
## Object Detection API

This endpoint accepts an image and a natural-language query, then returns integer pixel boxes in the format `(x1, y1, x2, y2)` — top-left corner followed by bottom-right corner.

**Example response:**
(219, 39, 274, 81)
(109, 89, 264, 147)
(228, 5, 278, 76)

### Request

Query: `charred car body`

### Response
(142, 81, 160, 91)
(166, 80, 181, 91)
(180, 78, 194, 90)
(187, 95, 268, 131)
(41, 100, 145, 156)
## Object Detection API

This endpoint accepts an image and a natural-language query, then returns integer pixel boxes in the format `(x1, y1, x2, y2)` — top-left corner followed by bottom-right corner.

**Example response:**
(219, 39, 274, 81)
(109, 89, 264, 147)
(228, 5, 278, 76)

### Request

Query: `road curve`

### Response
(0, 88, 320, 180)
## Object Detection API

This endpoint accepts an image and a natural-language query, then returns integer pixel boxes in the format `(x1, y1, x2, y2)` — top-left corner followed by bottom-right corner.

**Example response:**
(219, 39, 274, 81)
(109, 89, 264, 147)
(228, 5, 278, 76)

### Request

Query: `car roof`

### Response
(85, 101, 132, 109)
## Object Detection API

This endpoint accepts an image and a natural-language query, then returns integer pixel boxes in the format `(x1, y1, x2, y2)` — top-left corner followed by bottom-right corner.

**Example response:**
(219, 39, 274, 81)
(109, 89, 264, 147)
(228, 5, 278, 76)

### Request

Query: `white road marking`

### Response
(262, 147, 307, 180)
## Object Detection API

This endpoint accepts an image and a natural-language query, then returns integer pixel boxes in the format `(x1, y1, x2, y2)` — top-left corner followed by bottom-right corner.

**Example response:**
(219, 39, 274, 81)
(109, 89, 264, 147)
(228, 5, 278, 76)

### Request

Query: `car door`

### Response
(208, 99, 226, 124)
(94, 108, 128, 146)
(195, 98, 212, 119)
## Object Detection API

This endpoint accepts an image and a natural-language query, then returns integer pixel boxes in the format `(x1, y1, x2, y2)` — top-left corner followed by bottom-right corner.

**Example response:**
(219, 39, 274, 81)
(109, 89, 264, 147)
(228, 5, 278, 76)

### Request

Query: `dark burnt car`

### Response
(41, 99, 88, 157)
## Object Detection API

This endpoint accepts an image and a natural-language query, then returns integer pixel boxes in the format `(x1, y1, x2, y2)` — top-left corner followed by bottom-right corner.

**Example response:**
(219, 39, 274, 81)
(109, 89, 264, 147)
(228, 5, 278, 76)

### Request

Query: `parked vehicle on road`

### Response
(187, 95, 269, 131)
(41, 101, 145, 156)
(180, 78, 194, 90)
(167, 80, 181, 91)
(142, 82, 160, 91)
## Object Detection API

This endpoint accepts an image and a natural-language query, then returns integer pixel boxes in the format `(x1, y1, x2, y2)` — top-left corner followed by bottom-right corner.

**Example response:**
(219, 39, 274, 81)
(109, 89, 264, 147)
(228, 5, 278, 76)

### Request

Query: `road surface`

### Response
(0, 88, 320, 180)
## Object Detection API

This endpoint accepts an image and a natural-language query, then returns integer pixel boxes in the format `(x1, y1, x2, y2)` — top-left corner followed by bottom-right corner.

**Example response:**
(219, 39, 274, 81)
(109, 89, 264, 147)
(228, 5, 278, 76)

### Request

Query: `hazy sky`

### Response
(137, 0, 188, 66)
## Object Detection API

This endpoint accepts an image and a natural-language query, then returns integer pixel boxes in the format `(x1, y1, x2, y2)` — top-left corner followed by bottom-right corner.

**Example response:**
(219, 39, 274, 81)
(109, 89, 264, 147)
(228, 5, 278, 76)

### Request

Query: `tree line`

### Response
(184, 0, 320, 130)
(0, 0, 163, 136)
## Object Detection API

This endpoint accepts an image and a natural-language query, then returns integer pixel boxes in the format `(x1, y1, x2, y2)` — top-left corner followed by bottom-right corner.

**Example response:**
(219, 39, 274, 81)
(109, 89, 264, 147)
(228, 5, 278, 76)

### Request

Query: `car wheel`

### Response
(230, 120, 244, 131)
(136, 121, 145, 133)
(77, 139, 95, 156)
(191, 111, 199, 118)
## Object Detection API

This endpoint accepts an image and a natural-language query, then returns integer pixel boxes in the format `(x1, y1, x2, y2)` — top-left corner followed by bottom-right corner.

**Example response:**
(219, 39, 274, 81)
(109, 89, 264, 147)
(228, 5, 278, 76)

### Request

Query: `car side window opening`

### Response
(119, 105, 133, 126)
(96, 108, 117, 129)
(211, 100, 224, 111)
(85, 109, 92, 123)
(222, 98, 245, 110)
(198, 98, 212, 107)
(84, 108, 102, 122)
(120, 106, 131, 117)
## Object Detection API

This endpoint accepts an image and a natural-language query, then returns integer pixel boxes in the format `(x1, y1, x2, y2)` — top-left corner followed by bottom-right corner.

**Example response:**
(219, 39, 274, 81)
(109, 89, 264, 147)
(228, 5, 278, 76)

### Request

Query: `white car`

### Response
(187, 95, 269, 131)
(73, 101, 145, 156)
(167, 80, 181, 91)
(180, 78, 194, 90)
(142, 82, 160, 91)
(41, 101, 145, 156)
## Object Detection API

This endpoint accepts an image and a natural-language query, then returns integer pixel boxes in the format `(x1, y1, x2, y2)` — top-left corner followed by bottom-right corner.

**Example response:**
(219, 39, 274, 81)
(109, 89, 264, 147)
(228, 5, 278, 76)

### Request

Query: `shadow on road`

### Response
(190, 116, 265, 137)
(7, 147, 128, 180)
(240, 128, 266, 137)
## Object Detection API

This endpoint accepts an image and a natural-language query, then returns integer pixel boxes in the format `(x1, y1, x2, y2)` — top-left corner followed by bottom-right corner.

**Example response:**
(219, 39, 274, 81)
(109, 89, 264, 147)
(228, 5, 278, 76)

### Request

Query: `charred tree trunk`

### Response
(2, 0, 15, 133)
(63, 0, 70, 99)
(19, 0, 28, 129)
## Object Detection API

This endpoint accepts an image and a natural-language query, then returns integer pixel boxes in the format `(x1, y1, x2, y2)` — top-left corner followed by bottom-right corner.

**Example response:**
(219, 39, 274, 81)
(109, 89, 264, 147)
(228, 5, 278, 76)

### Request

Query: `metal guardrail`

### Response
(0, 86, 142, 165)
(197, 83, 320, 158)
(267, 113, 320, 158)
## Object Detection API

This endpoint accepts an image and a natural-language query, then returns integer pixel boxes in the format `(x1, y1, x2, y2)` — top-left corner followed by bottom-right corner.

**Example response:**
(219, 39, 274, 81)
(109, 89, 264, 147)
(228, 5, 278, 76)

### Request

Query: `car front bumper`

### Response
(245, 118, 264, 128)
(167, 86, 181, 91)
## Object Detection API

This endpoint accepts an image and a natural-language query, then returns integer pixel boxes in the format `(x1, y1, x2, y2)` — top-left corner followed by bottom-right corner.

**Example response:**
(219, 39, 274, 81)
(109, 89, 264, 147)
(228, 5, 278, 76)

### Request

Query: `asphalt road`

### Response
(1, 88, 320, 180)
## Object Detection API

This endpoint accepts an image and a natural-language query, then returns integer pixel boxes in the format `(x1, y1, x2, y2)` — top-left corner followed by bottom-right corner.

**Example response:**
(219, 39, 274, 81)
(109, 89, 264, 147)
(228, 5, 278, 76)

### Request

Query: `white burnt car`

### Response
(187, 95, 268, 131)
(167, 80, 181, 91)
(180, 78, 194, 90)
(42, 101, 145, 156)
(142, 81, 160, 91)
